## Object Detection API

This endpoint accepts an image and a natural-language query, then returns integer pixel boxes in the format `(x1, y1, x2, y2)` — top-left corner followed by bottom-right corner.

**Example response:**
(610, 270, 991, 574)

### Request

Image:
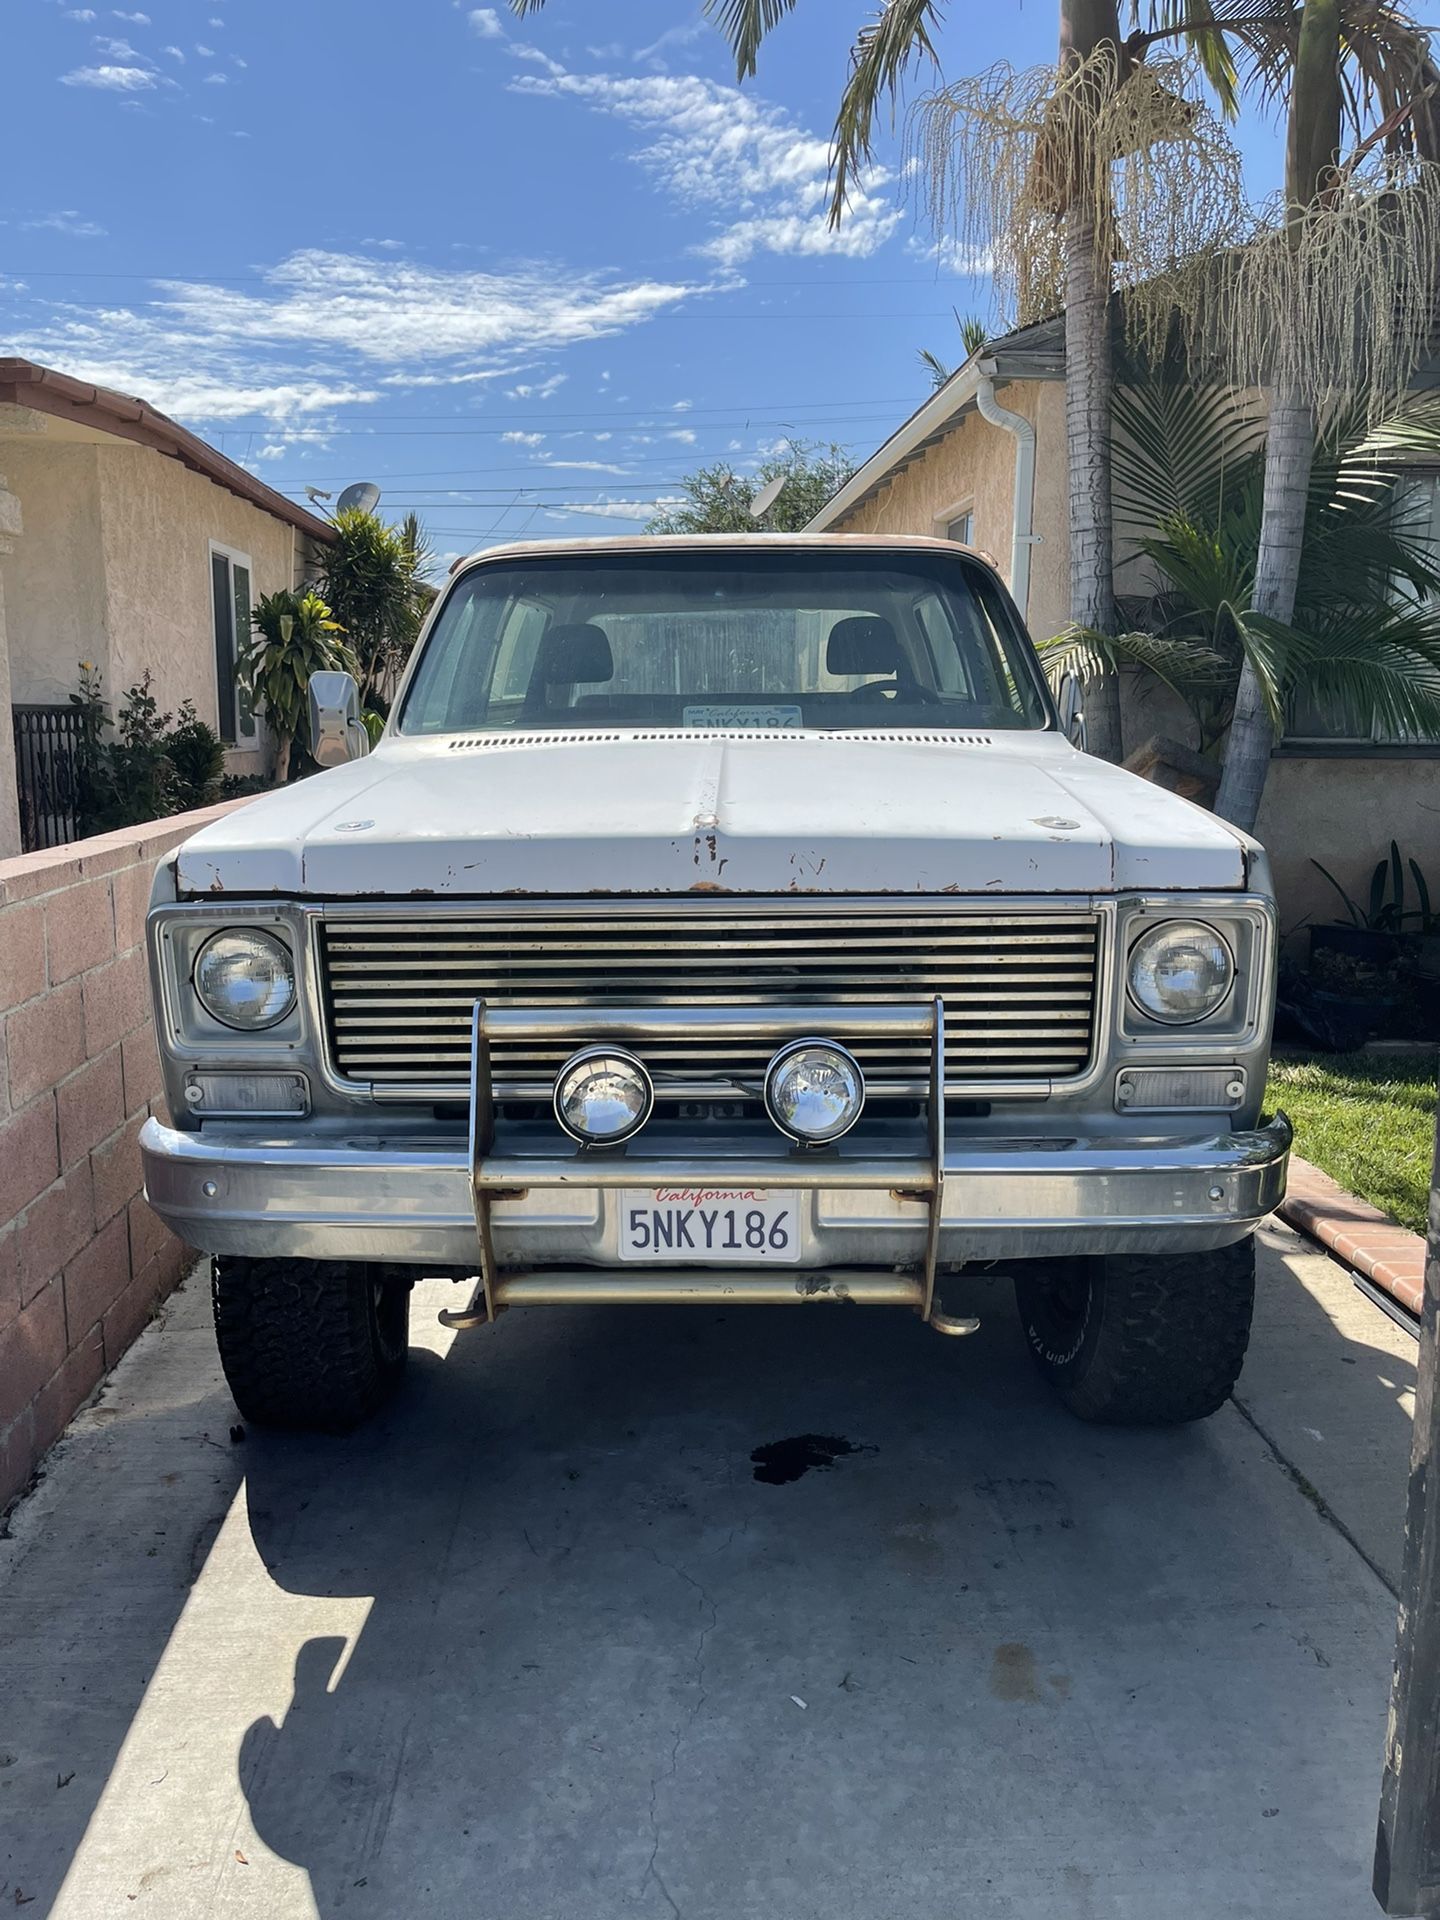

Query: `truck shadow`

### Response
(234, 1264, 1413, 1920)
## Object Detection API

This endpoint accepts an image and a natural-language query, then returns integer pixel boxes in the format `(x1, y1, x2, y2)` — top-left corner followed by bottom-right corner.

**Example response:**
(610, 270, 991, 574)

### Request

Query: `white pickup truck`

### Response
(140, 534, 1288, 1432)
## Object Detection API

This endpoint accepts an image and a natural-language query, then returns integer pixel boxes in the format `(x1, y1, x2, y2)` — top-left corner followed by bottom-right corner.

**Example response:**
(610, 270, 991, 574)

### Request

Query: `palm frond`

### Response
(1111, 377, 1264, 528)
(1136, 0, 1243, 118)
(702, 0, 802, 80)
(1253, 602, 1440, 740)
(917, 345, 952, 388)
(1136, 518, 1256, 626)
(828, 0, 946, 227)
(1037, 624, 1231, 702)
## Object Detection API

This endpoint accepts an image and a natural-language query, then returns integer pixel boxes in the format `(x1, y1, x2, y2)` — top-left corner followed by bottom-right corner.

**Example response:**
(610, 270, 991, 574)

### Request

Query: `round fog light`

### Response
(765, 1040, 865, 1145)
(554, 1047, 654, 1146)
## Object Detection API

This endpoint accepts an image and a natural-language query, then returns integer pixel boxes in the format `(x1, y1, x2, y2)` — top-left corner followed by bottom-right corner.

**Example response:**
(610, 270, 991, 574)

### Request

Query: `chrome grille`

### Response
(318, 907, 1101, 1097)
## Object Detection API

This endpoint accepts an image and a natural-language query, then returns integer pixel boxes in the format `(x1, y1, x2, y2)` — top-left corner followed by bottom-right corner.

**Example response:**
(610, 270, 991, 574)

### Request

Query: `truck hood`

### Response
(174, 731, 1249, 898)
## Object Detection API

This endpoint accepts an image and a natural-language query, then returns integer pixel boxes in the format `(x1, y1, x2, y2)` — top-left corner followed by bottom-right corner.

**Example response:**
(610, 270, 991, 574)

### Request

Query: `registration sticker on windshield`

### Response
(619, 1188, 802, 1263)
(682, 705, 804, 729)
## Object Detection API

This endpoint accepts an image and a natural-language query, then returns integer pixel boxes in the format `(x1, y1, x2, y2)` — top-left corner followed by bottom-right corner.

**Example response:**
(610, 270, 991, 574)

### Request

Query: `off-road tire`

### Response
(211, 1256, 411, 1432)
(1013, 1239, 1255, 1426)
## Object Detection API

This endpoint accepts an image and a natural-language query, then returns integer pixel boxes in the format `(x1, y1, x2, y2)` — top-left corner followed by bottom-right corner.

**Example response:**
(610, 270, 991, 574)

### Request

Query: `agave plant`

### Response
(1040, 375, 1440, 757)
(239, 590, 358, 784)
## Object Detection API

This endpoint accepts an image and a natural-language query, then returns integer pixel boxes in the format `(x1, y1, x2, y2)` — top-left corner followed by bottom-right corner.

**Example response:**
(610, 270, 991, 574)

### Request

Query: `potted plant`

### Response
(1310, 843, 1411, 966)
(239, 590, 357, 783)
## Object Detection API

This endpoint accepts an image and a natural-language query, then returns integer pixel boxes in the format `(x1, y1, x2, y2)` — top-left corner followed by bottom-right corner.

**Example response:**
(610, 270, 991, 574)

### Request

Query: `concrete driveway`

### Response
(0, 1222, 1418, 1920)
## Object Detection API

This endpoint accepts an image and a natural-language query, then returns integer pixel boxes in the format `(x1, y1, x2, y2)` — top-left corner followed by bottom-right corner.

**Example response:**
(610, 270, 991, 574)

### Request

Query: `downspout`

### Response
(975, 358, 1036, 624)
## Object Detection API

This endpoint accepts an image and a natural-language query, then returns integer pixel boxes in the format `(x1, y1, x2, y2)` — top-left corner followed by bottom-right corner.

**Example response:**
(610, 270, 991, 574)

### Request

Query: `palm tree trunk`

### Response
(1214, 386, 1315, 827)
(1064, 206, 1123, 761)
(1061, 0, 1124, 763)
(274, 731, 292, 785)
(1215, 0, 1341, 832)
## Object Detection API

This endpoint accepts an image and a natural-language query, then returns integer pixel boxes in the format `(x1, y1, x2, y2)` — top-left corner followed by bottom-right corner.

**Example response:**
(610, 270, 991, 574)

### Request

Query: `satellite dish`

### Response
(749, 474, 787, 523)
(336, 481, 382, 515)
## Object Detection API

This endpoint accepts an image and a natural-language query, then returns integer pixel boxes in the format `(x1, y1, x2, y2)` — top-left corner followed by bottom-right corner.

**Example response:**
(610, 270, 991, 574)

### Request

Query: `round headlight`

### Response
(764, 1040, 865, 1145)
(554, 1047, 654, 1146)
(1127, 920, 1234, 1025)
(193, 929, 297, 1031)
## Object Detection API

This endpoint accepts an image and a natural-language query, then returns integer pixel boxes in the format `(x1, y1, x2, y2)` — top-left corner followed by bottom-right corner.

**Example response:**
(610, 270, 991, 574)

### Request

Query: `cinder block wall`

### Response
(0, 802, 246, 1509)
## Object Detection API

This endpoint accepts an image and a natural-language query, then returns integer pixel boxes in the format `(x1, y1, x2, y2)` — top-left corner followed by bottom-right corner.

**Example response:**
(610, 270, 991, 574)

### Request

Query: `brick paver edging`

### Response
(1279, 1154, 1426, 1319)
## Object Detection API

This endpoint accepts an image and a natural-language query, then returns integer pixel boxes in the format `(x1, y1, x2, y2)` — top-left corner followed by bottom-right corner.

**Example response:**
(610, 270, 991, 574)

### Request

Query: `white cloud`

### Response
(60, 63, 154, 88)
(7, 248, 709, 432)
(634, 21, 707, 65)
(62, 8, 97, 18)
(21, 210, 107, 238)
(501, 429, 546, 447)
(504, 371, 568, 401)
(552, 497, 685, 521)
(161, 43, 183, 60)
(195, 43, 215, 56)
(510, 59, 902, 267)
(468, 7, 503, 37)
(92, 34, 141, 57)
(203, 71, 228, 83)
(671, 398, 693, 411)
(230, 53, 247, 67)
(112, 8, 149, 18)
(538, 458, 633, 474)
(906, 234, 996, 276)
(666, 428, 697, 443)
(508, 43, 563, 73)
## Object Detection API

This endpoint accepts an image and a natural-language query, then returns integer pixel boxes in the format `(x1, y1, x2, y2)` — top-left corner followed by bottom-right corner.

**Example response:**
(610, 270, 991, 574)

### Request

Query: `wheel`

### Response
(1013, 1239, 1255, 1426)
(211, 1256, 411, 1432)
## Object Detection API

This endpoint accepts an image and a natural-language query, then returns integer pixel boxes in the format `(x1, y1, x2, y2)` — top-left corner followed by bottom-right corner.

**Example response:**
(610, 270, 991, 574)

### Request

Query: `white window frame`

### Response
(209, 541, 257, 749)
(934, 498, 976, 548)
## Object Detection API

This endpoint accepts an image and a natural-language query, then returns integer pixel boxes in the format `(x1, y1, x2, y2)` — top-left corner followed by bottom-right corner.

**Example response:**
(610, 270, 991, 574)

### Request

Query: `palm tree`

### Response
(918, 310, 988, 388)
(1041, 375, 1440, 751)
(1210, 0, 1440, 825)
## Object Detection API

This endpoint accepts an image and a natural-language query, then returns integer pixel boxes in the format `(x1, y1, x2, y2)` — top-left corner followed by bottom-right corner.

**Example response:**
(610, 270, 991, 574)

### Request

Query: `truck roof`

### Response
(449, 531, 999, 577)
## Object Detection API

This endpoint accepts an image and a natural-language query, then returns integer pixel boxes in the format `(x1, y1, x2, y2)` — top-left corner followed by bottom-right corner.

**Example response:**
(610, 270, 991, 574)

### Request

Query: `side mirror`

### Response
(1057, 673, 1087, 753)
(309, 671, 371, 768)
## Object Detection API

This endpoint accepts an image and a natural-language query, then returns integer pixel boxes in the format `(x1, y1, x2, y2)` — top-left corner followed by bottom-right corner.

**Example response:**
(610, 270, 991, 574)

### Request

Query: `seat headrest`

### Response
(827, 615, 900, 677)
(534, 622, 614, 687)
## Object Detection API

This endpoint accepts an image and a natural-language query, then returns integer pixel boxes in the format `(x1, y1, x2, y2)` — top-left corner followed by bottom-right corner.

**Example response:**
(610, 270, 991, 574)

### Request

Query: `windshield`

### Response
(398, 548, 1053, 736)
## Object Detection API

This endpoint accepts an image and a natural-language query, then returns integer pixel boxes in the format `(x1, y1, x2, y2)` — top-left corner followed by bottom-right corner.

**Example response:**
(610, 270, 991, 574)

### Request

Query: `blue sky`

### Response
(4, 1, 1289, 572)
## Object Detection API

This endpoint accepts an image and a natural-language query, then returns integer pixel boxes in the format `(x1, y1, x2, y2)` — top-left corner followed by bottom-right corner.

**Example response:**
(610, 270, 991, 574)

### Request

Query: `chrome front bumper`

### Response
(140, 1111, 1292, 1274)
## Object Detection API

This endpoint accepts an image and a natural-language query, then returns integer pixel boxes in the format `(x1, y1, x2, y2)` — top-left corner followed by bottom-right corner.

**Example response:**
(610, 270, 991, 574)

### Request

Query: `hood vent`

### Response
(445, 729, 996, 751)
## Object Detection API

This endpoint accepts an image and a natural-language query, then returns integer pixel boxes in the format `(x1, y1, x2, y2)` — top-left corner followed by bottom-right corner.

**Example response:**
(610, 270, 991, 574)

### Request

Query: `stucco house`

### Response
(0, 359, 333, 856)
(806, 319, 1440, 930)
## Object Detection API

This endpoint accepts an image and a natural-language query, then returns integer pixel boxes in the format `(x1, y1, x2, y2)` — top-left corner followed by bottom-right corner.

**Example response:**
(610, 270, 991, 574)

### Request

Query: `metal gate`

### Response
(12, 703, 86, 852)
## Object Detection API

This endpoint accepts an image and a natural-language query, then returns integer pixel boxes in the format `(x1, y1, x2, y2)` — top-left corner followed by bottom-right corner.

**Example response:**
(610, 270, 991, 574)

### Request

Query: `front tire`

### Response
(212, 1256, 410, 1432)
(1014, 1239, 1255, 1426)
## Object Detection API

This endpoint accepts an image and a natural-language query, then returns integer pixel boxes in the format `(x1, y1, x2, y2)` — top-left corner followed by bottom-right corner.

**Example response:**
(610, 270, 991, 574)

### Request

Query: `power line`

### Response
(209, 397, 917, 426)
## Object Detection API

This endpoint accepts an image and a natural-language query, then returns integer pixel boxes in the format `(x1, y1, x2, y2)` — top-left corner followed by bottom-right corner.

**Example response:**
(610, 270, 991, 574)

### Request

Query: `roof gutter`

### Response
(975, 357, 1036, 622)
(805, 361, 983, 532)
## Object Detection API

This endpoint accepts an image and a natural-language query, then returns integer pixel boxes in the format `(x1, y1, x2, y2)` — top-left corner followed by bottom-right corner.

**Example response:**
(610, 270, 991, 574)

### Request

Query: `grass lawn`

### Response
(1267, 1051, 1439, 1236)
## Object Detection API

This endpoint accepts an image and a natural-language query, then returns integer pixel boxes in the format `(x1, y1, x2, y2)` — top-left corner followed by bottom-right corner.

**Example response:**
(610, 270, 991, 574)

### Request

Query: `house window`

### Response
(945, 507, 975, 547)
(210, 545, 255, 745)
(1282, 471, 1440, 750)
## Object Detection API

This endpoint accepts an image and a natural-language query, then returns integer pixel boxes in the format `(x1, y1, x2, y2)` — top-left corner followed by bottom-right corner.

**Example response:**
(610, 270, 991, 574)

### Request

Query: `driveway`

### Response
(0, 1222, 1417, 1920)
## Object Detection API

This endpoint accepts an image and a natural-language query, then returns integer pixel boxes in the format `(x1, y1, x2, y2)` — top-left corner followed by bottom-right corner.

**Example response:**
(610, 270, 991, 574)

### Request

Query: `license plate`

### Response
(618, 1188, 802, 1263)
